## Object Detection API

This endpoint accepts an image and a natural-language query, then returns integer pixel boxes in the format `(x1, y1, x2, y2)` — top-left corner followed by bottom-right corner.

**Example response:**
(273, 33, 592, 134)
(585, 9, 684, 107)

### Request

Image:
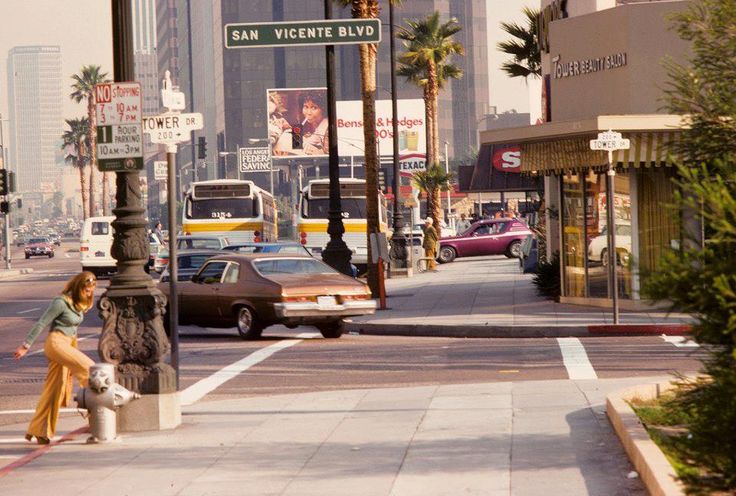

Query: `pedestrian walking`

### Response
(422, 217, 439, 272)
(13, 272, 97, 444)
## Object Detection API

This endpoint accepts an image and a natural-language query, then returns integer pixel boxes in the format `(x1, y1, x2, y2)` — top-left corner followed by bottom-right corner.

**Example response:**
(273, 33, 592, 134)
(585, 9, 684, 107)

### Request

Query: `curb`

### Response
(345, 321, 691, 339)
(606, 382, 685, 496)
(0, 268, 34, 280)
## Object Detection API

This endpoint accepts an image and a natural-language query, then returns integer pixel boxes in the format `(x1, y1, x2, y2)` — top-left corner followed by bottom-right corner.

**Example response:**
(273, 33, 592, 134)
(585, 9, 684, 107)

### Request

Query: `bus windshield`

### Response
(186, 197, 258, 220)
(302, 197, 367, 219)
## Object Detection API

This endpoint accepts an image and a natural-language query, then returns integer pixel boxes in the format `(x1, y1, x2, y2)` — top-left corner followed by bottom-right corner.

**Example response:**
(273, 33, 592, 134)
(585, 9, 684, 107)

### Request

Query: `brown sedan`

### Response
(160, 253, 376, 339)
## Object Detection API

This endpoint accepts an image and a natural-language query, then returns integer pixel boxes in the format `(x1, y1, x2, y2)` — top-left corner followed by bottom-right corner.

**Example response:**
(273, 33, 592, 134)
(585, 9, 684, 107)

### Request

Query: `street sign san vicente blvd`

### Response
(225, 18, 381, 48)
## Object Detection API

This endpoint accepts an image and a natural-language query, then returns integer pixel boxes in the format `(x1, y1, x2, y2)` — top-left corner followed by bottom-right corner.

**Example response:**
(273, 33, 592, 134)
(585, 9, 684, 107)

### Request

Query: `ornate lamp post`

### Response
(98, 0, 179, 431)
(388, 2, 409, 273)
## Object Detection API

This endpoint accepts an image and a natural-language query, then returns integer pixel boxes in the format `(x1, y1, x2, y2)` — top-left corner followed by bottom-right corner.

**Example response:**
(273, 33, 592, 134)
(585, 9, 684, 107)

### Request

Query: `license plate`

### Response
(317, 296, 336, 306)
(95, 251, 105, 257)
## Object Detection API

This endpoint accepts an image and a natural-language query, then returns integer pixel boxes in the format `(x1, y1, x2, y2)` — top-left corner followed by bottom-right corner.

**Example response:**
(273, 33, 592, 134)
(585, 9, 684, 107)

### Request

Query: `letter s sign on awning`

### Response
(492, 145, 521, 173)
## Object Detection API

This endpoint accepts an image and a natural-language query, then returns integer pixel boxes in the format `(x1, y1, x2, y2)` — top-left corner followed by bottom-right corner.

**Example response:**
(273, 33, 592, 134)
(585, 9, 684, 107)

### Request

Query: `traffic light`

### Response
(0, 201, 9, 214)
(291, 125, 303, 150)
(16, 198, 22, 209)
(0, 170, 7, 196)
(198, 136, 207, 159)
(8, 171, 15, 193)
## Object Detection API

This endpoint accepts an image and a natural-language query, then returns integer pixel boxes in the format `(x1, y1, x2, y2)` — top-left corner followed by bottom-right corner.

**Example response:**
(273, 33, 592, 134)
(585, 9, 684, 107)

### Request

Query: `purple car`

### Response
(437, 218, 532, 263)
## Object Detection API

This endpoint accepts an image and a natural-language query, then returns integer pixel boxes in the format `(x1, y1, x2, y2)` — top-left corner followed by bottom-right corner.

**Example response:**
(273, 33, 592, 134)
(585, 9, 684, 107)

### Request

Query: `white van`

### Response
(80, 216, 116, 276)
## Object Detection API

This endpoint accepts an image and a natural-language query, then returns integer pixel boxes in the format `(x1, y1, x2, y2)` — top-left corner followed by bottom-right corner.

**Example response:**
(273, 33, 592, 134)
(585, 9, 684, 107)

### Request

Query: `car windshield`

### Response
(177, 238, 223, 250)
(28, 238, 48, 244)
(254, 258, 338, 275)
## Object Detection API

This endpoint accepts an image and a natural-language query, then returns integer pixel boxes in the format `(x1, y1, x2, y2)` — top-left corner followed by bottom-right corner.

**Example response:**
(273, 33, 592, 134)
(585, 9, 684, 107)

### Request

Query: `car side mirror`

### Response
(190, 274, 199, 283)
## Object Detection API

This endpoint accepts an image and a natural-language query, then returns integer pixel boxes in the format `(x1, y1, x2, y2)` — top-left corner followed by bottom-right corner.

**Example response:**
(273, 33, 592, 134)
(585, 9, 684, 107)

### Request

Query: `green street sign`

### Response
(225, 19, 381, 49)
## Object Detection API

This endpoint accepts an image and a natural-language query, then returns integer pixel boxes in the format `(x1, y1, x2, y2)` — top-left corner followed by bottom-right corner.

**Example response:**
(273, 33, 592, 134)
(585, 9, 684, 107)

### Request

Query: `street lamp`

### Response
(218, 147, 239, 180)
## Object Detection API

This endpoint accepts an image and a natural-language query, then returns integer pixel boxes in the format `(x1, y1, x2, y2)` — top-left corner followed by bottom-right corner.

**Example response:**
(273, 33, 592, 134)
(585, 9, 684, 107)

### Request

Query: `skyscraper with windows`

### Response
(6, 46, 63, 195)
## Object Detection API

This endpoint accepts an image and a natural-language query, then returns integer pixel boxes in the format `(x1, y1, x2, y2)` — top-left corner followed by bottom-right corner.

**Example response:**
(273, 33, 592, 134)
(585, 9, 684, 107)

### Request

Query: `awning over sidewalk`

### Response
(477, 115, 685, 175)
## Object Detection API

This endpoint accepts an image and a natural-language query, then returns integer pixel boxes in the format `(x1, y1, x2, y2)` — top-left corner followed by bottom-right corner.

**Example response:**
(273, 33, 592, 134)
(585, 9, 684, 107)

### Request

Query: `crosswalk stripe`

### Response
(557, 337, 598, 380)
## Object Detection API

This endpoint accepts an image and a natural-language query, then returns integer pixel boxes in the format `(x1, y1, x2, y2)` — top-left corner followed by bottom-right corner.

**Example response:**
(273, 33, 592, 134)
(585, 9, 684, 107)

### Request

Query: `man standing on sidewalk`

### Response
(422, 217, 439, 272)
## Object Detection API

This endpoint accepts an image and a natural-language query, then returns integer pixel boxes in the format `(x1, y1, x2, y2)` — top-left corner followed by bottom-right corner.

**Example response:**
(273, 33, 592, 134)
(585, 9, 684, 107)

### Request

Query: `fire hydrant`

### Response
(75, 363, 141, 443)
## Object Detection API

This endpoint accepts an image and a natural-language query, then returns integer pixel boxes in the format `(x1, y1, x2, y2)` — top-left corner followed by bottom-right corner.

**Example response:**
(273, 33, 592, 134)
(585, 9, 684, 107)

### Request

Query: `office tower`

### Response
(6, 46, 63, 195)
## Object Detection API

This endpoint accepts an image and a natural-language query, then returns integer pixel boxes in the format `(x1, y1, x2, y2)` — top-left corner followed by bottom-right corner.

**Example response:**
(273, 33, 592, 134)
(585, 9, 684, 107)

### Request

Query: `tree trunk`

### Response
(78, 156, 89, 220)
(87, 94, 98, 217)
(356, 0, 381, 297)
(423, 87, 435, 175)
(427, 59, 440, 168)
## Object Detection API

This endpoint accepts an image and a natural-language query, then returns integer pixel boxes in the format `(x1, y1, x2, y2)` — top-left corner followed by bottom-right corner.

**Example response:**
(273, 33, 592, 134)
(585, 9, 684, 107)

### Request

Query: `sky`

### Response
(0, 0, 534, 124)
(0, 0, 113, 123)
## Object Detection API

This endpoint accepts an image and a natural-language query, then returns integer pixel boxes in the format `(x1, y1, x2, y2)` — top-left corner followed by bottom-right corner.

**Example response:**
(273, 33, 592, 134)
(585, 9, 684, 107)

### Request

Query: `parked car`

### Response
(222, 242, 312, 256)
(437, 218, 532, 263)
(159, 250, 222, 283)
(24, 237, 55, 259)
(587, 223, 632, 266)
(48, 233, 61, 246)
(154, 235, 229, 273)
(159, 253, 376, 340)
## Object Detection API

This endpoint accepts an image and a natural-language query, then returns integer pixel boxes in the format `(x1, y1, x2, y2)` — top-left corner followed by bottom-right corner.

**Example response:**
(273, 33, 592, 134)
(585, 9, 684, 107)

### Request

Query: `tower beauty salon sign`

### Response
(551, 52, 627, 79)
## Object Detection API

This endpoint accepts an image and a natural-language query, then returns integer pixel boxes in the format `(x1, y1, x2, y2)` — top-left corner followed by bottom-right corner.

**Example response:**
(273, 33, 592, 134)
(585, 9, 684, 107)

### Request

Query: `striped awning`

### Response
(520, 132, 679, 174)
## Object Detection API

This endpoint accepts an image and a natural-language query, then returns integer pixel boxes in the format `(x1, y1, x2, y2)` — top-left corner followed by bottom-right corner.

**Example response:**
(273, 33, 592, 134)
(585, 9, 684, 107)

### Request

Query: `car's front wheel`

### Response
(317, 321, 344, 339)
(505, 240, 522, 258)
(236, 306, 263, 340)
(438, 246, 456, 264)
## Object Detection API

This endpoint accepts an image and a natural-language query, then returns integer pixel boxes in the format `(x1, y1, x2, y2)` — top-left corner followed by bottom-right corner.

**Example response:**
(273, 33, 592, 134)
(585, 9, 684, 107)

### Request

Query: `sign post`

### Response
(142, 71, 203, 387)
(590, 130, 630, 325)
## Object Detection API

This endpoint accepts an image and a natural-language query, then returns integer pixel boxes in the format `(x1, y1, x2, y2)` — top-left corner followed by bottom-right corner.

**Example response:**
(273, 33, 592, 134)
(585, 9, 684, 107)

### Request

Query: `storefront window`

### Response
(637, 168, 678, 285)
(561, 170, 633, 300)
(561, 173, 585, 297)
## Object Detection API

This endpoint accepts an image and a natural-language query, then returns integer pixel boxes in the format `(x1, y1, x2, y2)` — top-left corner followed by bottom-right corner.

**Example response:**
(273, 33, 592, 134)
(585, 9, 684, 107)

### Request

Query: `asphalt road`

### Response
(0, 249, 706, 428)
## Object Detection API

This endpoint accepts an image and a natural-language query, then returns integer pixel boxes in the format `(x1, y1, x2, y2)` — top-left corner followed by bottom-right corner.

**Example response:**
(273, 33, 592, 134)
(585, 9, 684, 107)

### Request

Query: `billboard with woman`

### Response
(267, 87, 328, 159)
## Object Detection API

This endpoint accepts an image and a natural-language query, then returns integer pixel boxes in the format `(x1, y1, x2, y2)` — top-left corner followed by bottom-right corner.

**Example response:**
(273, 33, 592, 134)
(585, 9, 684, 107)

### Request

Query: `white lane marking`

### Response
(17, 307, 41, 314)
(557, 337, 598, 380)
(64, 253, 70, 258)
(180, 332, 319, 406)
(661, 334, 699, 348)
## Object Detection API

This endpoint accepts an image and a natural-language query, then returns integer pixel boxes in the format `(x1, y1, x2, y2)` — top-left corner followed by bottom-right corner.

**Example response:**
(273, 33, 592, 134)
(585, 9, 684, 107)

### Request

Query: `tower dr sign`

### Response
(143, 113, 204, 145)
(95, 82, 144, 172)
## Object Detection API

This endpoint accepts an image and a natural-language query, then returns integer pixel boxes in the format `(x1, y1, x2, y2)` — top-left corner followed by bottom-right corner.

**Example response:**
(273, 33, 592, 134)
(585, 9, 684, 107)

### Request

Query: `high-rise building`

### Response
(6, 46, 63, 195)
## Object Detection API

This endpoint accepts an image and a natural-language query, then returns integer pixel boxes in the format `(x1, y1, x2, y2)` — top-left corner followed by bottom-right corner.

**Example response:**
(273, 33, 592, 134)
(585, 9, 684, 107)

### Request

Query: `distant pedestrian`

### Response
(456, 213, 471, 235)
(422, 217, 439, 272)
(153, 222, 164, 245)
(14, 272, 97, 444)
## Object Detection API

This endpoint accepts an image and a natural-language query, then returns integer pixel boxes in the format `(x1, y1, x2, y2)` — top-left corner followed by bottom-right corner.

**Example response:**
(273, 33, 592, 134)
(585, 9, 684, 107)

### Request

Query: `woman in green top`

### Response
(13, 272, 97, 444)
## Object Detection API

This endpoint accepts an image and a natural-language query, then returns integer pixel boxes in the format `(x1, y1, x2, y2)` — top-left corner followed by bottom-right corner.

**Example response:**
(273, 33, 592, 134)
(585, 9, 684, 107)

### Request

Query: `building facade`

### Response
(6, 46, 63, 198)
(478, 0, 690, 308)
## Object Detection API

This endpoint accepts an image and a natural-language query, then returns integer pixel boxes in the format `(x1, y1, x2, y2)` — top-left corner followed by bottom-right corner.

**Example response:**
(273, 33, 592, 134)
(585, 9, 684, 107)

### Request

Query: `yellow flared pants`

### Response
(26, 332, 94, 439)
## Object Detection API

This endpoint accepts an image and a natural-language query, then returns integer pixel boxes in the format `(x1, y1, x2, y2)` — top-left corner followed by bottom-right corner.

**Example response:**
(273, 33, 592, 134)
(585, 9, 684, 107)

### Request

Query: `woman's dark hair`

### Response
(298, 90, 326, 111)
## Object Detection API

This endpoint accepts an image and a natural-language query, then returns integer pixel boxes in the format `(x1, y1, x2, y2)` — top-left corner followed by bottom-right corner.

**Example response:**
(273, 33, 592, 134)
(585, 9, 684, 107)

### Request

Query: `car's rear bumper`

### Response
(273, 299, 376, 318)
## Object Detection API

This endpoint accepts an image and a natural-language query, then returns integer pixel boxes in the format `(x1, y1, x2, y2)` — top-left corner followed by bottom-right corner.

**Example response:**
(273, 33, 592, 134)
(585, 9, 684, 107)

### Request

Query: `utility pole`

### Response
(0, 113, 10, 269)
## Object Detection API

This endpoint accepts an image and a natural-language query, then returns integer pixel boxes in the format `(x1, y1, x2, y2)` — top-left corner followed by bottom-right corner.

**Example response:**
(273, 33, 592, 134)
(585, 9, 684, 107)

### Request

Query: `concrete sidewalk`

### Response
(346, 256, 692, 338)
(0, 377, 657, 495)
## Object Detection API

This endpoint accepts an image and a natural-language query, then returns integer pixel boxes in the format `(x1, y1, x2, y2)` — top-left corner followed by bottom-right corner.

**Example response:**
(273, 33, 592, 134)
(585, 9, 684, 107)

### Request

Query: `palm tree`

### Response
(497, 7, 541, 79)
(61, 117, 91, 220)
(70, 65, 110, 216)
(333, 0, 398, 296)
(397, 11, 463, 169)
(412, 164, 453, 231)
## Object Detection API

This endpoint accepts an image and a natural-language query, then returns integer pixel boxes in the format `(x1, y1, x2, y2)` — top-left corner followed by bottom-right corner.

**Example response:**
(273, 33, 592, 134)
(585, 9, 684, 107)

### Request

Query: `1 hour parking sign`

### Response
(95, 82, 144, 172)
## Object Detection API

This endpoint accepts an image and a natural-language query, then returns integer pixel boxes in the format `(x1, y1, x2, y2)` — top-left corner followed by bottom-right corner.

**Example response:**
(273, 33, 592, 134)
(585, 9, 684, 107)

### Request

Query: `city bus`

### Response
(182, 179, 277, 243)
(296, 178, 388, 272)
